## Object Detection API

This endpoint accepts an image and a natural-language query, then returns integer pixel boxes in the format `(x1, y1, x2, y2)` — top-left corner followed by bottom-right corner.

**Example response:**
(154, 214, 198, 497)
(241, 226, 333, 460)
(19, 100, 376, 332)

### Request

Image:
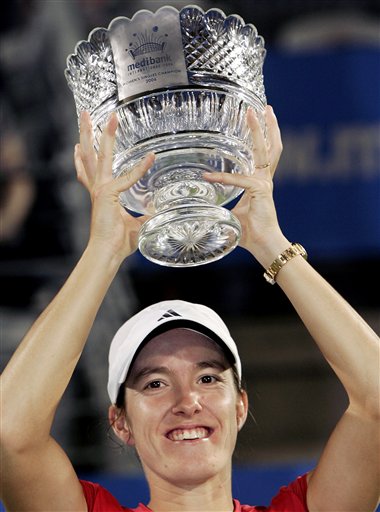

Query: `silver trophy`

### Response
(65, 5, 266, 266)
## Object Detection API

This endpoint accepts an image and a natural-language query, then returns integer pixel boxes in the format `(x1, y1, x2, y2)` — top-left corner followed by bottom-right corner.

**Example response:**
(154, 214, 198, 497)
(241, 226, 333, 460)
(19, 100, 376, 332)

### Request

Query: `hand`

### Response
(204, 105, 289, 266)
(74, 111, 155, 260)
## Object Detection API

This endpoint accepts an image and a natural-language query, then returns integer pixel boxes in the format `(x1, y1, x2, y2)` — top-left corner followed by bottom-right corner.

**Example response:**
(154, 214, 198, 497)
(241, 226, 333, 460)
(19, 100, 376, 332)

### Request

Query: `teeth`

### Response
(168, 427, 209, 441)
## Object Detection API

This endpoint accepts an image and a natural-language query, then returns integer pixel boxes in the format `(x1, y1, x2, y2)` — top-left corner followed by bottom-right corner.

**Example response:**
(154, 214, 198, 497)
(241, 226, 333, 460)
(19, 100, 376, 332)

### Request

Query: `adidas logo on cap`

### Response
(158, 309, 182, 321)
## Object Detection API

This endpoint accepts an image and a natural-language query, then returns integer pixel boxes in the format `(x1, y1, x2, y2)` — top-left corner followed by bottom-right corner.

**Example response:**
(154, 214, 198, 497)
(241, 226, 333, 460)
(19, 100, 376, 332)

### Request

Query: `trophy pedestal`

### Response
(139, 204, 241, 267)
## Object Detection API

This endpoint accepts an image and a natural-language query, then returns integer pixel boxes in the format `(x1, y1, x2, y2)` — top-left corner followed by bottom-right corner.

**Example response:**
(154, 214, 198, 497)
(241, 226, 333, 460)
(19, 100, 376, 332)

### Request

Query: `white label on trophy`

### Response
(109, 7, 189, 101)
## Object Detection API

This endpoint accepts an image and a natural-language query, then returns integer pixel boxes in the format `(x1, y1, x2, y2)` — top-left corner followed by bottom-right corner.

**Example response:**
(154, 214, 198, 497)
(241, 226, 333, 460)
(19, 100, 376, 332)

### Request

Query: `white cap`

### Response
(107, 300, 242, 404)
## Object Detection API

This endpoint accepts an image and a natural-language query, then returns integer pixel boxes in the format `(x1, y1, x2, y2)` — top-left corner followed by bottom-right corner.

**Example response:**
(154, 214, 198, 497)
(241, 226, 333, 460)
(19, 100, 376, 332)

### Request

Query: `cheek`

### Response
(125, 391, 167, 438)
(207, 389, 241, 423)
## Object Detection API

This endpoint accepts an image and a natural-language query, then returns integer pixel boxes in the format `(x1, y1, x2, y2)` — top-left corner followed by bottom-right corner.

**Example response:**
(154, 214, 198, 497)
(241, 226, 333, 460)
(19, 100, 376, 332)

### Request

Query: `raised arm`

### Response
(0, 113, 155, 511)
(204, 106, 380, 512)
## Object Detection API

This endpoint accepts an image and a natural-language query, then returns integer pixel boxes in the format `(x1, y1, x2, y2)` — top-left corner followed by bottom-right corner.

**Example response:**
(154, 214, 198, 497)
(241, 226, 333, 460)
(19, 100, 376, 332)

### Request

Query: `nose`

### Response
(171, 387, 202, 416)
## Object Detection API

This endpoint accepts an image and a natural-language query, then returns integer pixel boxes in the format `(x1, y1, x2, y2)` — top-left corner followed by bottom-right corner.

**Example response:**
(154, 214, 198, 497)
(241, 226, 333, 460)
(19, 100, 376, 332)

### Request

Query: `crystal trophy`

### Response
(65, 5, 266, 266)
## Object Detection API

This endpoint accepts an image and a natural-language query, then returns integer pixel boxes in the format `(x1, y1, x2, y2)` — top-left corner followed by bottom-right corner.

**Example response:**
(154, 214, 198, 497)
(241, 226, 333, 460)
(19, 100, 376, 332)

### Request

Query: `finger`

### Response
(74, 144, 91, 189)
(79, 111, 97, 178)
(247, 107, 270, 176)
(265, 105, 283, 176)
(203, 170, 258, 190)
(96, 112, 118, 185)
(111, 153, 156, 194)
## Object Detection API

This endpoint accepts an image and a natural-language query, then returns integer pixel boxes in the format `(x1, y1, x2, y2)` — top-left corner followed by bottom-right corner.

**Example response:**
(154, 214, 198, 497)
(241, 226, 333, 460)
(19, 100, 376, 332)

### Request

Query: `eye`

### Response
(145, 380, 164, 390)
(199, 375, 218, 384)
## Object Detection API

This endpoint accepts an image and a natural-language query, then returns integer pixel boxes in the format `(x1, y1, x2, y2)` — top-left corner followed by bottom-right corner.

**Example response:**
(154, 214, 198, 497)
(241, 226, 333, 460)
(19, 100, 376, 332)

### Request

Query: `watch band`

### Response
(263, 243, 308, 285)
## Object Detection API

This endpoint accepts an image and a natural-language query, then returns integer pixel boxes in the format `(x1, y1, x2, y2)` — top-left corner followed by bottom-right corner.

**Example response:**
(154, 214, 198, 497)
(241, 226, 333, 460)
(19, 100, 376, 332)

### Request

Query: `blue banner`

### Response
(265, 47, 380, 260)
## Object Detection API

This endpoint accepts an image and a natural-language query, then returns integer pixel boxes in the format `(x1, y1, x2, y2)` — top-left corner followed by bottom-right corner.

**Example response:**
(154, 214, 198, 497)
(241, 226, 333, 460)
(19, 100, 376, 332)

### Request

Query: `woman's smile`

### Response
(166, 426, 213, 442)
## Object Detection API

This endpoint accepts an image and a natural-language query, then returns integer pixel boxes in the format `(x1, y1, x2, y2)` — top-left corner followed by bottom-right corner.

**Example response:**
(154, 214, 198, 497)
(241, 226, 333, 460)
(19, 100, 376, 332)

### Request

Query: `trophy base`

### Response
(138, 205, 241, 267)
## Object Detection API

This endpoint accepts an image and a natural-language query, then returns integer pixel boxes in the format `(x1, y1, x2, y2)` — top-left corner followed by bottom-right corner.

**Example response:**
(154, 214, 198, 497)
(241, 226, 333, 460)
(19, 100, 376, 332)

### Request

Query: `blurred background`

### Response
(1, 0, 379, 507)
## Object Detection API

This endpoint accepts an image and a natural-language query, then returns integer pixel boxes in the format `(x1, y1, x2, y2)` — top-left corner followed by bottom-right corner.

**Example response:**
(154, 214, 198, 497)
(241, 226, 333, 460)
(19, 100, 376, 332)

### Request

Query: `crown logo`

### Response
(128, 26, 168, 59)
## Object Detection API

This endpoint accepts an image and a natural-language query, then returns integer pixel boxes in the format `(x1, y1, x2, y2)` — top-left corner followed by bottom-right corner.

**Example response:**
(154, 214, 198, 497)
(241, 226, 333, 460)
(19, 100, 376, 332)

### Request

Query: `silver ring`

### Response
(255, 162, 271, 169)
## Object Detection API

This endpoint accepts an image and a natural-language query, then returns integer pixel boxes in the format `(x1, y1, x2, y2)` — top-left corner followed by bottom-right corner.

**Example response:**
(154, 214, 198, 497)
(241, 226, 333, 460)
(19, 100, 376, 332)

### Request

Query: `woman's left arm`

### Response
(205, 106, 380, 512)
(275, 252, 380, 512)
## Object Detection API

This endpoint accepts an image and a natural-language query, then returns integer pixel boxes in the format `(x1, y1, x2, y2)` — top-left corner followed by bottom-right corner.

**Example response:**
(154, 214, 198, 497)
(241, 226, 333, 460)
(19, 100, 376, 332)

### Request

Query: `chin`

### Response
(164, 456, 230, 486)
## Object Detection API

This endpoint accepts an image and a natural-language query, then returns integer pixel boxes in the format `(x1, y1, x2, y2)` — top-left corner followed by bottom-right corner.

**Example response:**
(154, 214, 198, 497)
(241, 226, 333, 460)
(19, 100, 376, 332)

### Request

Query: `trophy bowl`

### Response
(65, 5, 267, 267)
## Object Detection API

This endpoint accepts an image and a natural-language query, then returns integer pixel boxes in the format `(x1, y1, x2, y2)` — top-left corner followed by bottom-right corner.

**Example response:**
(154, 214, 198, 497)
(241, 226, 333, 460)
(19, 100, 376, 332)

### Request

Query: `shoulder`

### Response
(236, 473, 309, 512)
(79, 480, 148, 512)
(271, 473, 309, 510)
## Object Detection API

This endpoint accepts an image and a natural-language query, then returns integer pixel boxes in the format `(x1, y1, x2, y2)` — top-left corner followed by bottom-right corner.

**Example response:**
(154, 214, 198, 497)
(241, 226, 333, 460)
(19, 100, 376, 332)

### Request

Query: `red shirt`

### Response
(80, 474, 308, 511)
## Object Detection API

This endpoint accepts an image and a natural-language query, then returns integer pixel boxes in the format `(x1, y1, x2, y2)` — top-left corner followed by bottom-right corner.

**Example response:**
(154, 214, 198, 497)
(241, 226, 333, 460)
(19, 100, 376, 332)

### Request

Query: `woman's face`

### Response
(112, 328, 247, 488)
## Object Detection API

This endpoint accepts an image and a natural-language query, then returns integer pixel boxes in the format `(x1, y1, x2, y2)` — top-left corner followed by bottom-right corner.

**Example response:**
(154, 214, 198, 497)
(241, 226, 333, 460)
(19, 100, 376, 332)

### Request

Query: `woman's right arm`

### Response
(0, 113, 155, 511)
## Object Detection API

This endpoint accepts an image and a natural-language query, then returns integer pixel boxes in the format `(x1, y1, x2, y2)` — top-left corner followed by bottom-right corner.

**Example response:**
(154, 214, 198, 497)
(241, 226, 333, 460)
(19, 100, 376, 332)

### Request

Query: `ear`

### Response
(108, 405, 135, 446)
(236, 390, 249, 431)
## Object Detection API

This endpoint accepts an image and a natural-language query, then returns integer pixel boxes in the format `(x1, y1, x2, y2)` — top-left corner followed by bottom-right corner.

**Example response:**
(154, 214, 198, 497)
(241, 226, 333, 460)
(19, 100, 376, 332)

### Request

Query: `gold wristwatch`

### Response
(263, 243, 308, 285)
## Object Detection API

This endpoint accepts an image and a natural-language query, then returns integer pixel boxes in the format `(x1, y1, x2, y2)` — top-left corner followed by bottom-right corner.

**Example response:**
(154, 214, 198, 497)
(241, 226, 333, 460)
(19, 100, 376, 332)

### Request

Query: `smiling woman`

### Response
(107, 313, 248, 503)
(1, 106, 379, 512)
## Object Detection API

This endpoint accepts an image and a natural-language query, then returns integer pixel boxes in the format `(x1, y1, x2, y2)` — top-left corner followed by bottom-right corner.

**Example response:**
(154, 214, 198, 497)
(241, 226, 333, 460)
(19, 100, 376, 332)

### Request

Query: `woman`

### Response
(1, 107, 379, 511)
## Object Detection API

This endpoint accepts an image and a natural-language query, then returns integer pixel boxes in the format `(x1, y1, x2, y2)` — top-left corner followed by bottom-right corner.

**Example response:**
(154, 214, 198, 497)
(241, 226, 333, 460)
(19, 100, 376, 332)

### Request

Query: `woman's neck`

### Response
(146, 470, 235, 511)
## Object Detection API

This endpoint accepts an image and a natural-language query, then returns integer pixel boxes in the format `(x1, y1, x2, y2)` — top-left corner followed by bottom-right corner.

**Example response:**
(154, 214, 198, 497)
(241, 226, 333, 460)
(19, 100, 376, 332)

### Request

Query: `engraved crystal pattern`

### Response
(65, 5, 267, 267)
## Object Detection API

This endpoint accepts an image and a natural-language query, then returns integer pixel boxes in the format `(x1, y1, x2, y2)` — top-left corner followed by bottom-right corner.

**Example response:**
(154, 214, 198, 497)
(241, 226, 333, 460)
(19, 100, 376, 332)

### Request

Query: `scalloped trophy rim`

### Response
(65, 4, 265, 75)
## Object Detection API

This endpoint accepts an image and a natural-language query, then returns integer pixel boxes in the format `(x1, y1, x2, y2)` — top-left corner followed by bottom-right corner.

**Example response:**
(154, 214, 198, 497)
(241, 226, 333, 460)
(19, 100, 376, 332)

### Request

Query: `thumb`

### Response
(112, 153, 155, 194)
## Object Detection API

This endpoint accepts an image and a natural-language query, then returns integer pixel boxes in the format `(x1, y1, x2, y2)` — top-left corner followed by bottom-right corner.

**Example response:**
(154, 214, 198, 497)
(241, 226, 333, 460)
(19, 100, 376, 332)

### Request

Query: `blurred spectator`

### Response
(0, 127, 35, 245)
